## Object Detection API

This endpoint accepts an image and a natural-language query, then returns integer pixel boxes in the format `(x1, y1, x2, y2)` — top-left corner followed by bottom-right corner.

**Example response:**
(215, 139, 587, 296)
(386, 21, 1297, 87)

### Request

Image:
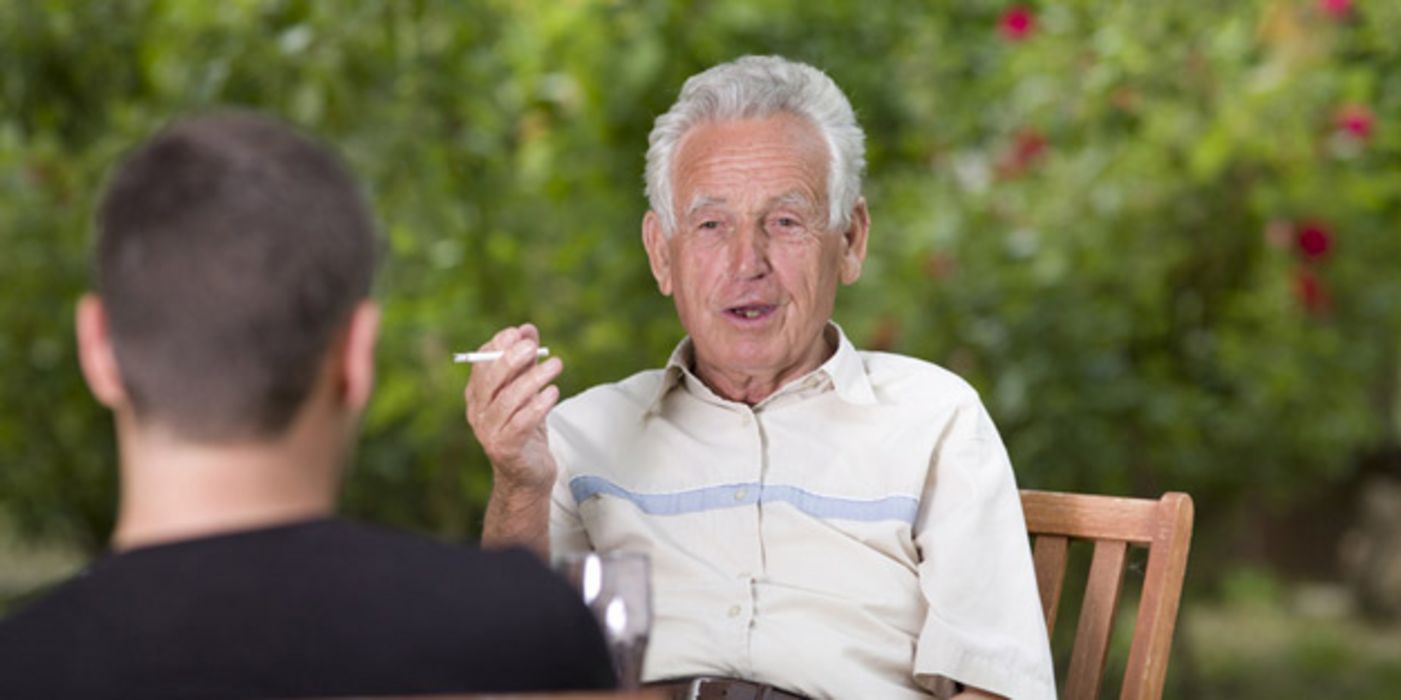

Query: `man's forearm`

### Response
(482, 484, 551, 559)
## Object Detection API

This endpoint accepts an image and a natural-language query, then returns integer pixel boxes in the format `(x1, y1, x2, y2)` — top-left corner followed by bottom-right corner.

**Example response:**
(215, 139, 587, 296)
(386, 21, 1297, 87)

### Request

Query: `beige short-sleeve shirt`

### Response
(547, 325, 1055, 699)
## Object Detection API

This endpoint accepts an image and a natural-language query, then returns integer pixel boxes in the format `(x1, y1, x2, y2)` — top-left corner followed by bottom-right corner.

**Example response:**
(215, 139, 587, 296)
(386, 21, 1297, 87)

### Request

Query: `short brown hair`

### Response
(95, 111, 378, 441)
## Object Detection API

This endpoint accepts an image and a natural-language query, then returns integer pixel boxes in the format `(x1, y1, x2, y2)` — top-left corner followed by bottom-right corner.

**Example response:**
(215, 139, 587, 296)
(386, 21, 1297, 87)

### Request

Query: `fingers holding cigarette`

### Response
(463, 324, 552, 399)
(462, 323, 563, 492)
(457, 323, 544, 363)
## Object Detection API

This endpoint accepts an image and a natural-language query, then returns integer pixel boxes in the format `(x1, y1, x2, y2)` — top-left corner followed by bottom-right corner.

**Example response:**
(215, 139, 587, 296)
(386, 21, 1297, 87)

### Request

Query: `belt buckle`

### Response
(685, 677, 736, 700)
(684, 676, 770, 700)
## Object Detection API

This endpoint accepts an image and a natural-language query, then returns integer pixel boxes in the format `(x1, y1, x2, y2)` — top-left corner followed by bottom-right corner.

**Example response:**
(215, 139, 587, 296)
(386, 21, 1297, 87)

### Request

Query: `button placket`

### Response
(735, 404, 763, 659)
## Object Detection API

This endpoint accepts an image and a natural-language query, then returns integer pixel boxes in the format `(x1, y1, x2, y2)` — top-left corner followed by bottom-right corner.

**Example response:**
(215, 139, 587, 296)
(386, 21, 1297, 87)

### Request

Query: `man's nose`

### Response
(729, 221, 771, 279)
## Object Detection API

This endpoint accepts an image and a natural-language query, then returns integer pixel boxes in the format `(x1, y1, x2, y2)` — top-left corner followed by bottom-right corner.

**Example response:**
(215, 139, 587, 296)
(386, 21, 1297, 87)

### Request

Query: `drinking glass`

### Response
(556, 551, 652, 689)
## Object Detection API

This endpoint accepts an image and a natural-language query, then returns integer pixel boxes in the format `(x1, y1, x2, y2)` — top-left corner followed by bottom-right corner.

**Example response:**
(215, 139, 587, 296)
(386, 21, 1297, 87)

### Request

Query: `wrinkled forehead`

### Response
(671, 114, 830, 213)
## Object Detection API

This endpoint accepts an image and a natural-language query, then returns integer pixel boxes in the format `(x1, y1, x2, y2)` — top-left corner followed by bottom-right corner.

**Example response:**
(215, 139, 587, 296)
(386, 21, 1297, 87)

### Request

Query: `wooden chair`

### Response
(1021, 490, 1194, 700)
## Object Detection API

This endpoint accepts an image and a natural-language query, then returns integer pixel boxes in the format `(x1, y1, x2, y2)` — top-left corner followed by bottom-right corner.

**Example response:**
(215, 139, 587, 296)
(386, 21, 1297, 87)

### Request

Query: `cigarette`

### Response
(453, 347, 550, 364)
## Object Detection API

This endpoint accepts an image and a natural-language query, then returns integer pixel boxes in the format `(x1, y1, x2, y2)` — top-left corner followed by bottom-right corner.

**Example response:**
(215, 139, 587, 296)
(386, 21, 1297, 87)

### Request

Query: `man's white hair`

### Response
(644, 55, 867, 237)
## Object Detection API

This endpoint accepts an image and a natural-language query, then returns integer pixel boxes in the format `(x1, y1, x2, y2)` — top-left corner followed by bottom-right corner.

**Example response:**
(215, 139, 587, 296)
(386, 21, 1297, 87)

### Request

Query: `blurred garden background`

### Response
(3, 0, 1401, 696)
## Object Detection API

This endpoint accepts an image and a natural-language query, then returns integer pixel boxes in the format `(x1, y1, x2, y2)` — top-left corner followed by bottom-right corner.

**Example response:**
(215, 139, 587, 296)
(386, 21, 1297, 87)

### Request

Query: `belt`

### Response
(649, 676, 808, 700)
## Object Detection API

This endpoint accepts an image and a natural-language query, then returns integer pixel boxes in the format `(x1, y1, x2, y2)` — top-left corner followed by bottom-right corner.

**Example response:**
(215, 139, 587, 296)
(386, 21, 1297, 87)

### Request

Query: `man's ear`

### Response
(839, 197, 871, 285)
(642, 211, 674, 296)
(340, 301, 380, 412)
(75, 294, 128, 409)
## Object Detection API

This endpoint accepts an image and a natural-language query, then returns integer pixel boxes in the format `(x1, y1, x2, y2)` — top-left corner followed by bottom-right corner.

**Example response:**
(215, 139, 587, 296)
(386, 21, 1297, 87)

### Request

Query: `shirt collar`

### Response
(645, 322, 877, 412)
(822, 323, 879, 406)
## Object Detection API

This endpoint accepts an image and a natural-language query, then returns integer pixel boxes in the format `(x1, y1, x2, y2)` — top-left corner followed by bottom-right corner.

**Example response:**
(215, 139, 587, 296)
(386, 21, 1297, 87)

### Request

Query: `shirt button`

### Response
(727, 605, 742, 618)
(734, 488, 747, 501)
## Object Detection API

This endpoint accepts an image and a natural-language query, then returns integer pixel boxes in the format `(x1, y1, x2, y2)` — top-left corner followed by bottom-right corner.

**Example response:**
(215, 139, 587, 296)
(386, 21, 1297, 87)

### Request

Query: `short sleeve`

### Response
(911, 400, 1056, 700)
(548, 472, 590, 558)
(546, 420, 591, 560)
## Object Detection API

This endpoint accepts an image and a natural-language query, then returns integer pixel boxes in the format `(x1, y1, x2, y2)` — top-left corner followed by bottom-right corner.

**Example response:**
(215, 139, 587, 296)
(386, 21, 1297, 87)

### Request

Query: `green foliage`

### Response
(1188, 579, 1401, 699)
(2, 0, 1399, 551)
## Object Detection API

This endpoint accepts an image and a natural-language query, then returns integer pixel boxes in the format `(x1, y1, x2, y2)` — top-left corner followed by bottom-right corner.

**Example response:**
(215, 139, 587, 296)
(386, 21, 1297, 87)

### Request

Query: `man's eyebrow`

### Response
(686, 195, 726, 218)
(683, 192, 816, 218)
(768, 191, 817, 210)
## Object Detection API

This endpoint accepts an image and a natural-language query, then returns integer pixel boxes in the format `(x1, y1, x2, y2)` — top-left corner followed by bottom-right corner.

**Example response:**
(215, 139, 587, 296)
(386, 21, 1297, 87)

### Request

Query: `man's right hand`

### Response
(463, 323, 563, 553)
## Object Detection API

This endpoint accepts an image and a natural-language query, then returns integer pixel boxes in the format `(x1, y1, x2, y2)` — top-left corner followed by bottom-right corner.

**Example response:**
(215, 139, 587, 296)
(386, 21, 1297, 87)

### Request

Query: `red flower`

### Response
(1318, 0, 1353, 19)
(998, 6, 1036, 41)
(1013, 129, 1047, 162)
(1335, 104, 1374, 141)
(1296, 221, 1333, 260)
(997, 128, 1049, 178)
(1293, 266, 1330, 314)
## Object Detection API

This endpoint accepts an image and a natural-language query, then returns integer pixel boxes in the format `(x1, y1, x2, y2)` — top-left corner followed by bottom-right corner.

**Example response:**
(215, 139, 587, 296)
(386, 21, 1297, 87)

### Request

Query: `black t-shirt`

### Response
(0, 518, 615, 698)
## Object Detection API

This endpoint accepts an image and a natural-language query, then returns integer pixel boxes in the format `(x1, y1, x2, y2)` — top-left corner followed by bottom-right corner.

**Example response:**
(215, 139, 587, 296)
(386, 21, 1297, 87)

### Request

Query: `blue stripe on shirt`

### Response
(568, 475, 918, 525)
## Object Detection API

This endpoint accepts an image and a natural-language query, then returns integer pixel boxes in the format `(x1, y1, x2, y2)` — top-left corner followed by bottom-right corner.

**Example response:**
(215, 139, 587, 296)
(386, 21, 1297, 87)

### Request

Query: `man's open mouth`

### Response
(725, 304, 777, 320)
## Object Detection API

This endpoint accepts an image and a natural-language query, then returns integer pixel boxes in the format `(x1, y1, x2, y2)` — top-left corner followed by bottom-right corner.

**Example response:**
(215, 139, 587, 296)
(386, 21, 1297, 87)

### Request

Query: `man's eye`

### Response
(699, 221, 722, 230)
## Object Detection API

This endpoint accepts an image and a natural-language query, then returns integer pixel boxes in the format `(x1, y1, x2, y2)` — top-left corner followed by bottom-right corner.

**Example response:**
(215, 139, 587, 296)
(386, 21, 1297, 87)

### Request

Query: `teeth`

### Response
(729, 306, 769, 319)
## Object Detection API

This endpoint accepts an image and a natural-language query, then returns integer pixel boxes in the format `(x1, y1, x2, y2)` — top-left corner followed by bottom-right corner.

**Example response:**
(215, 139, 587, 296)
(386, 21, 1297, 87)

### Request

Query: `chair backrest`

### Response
(1020, 490, 1194, 700)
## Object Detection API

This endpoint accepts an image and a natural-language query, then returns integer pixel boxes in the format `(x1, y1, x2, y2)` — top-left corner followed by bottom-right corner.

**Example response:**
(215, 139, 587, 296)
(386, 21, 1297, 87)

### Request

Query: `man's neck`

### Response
(691, 330, 837, 405)
(110, 413, 344, 551)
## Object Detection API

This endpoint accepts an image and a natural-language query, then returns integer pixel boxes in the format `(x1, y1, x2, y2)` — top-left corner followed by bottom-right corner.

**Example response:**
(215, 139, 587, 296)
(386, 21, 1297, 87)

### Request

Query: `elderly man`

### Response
(0, 112, 614, 698)
(465, 56, 1054, 699)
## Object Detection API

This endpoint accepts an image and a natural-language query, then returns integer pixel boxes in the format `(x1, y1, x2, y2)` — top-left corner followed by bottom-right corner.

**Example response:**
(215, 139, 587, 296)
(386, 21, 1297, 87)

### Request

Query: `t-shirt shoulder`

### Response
(0, 571, 88, 644)
(321, 520, 552, 581)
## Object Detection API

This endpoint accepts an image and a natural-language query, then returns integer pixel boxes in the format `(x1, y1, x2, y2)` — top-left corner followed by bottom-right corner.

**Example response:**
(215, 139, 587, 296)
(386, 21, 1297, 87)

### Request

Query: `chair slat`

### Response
(1021, 490, 1160, 544)
(1064, 539, 1129, 700)
(1120, 493, 1194, 700)
(1032, 535, 1069, 632)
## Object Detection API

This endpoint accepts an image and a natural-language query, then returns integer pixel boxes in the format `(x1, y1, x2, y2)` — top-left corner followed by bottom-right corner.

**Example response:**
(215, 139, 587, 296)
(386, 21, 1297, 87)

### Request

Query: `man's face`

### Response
(643, 114, 868, 391)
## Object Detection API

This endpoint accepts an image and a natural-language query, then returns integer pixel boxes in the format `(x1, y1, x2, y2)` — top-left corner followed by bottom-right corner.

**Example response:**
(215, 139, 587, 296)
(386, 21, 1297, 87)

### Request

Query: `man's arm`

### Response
(482, 482, 553, 557)
(911, 399, 1056, 699)
(464, 323, 563, 558)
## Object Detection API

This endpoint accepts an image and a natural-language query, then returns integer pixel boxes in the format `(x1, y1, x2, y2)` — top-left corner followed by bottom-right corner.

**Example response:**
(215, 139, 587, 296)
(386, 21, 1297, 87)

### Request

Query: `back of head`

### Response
(645, 55, 867, 235)
(95, 111, 377, 442)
